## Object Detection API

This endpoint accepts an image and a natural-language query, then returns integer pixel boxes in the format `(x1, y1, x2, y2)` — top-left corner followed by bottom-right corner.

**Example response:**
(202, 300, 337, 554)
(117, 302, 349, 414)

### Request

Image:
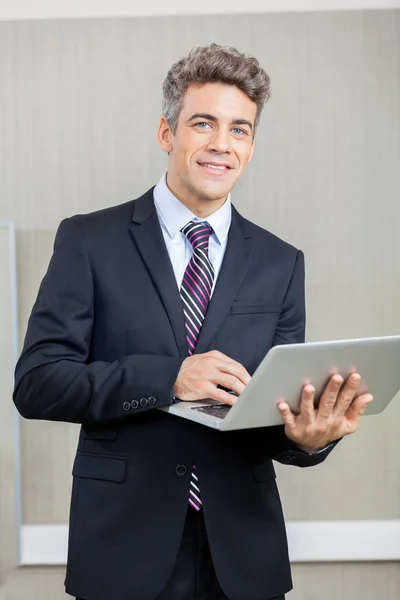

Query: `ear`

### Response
(157, 116, 174, 153)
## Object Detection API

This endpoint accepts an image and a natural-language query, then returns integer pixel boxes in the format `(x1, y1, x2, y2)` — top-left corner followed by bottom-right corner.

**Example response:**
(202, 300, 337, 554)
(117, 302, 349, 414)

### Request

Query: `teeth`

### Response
(203, 163, 226, 170)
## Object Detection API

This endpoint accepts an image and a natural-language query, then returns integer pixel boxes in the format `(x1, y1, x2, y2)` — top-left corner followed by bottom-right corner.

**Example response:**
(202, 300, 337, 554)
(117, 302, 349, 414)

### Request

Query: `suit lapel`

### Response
(195, 208, 254, 354)
(129, 190, 254, 358)
(129, 189, 188, 358)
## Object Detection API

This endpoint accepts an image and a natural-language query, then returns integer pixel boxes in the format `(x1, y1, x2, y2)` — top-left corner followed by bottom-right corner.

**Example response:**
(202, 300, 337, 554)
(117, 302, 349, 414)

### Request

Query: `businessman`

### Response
(13, 44, 372, 600)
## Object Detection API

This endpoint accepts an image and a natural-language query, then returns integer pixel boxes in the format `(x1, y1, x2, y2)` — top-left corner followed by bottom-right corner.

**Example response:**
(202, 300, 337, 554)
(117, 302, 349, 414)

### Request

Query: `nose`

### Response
(207, 127, 232, 154)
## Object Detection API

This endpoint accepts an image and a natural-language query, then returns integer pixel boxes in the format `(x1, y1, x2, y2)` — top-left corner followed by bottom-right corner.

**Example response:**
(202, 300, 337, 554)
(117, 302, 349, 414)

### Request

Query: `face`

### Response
(157, 82, 257, 216)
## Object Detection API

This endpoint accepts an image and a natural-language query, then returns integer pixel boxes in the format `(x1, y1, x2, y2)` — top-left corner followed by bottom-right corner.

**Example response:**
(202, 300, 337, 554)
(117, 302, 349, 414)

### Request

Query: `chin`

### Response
(196, 182, 233, 202)
(198, 189, 231, 202)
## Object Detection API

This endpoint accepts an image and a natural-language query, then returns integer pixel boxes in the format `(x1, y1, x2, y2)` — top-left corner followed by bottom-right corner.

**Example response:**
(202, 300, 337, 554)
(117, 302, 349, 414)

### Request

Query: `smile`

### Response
(198, 162, 232, 175)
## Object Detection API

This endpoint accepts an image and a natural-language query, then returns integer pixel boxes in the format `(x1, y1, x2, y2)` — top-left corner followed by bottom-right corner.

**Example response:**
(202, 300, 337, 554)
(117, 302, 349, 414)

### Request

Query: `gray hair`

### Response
(162, 43, 271, 136)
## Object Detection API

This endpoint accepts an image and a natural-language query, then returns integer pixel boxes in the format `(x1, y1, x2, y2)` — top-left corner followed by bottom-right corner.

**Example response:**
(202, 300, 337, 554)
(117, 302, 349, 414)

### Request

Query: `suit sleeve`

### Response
(250, 249, 337, 468)
(13, 218, 183, 425)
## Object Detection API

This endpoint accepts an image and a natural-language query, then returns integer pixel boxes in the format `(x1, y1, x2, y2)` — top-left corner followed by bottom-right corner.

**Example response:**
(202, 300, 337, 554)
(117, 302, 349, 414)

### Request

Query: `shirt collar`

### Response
(153, 172, 231, 246)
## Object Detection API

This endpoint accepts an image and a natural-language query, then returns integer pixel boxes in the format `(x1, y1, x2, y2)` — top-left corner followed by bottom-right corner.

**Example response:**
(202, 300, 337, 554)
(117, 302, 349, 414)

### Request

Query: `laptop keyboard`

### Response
(191, 404, 231, 419)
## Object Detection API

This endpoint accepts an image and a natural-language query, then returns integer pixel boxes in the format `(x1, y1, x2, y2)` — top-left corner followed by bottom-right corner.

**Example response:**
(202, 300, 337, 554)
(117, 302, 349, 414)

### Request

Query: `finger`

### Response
(334, 373, 360, 417)
(277, 402, 297, 431)
(300, 384, 316, 424)
(345, 394, 373, 425)
(213, 374, 246, 397)
(204, 384, 238, 406)
(207, 350, 247, 371)
(215, 359, 252, 386)
(317, 374, 343, 420)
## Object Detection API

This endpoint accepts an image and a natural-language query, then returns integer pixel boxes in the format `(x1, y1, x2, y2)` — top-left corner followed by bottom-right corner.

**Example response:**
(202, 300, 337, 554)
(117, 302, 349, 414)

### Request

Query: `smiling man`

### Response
(14, 44, 372, 600)
(158, 82, 255, 215)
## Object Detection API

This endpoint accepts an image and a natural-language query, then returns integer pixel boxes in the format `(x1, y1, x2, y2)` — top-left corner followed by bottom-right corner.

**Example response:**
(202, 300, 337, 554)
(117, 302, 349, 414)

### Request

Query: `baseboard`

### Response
(19, 520, 400, 566)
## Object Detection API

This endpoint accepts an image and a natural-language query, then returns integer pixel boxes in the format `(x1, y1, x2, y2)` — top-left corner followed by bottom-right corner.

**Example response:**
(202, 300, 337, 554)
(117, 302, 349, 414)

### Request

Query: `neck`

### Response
(165, 173, 228, 218)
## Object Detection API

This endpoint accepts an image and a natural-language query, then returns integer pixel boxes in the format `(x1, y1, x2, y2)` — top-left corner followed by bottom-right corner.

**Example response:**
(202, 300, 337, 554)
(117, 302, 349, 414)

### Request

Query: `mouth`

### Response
(197, 162, 232, 176)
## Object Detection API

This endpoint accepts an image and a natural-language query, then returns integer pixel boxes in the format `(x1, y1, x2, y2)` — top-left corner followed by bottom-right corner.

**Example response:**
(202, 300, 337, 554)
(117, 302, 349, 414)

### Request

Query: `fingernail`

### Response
(351, 374, 360, 383)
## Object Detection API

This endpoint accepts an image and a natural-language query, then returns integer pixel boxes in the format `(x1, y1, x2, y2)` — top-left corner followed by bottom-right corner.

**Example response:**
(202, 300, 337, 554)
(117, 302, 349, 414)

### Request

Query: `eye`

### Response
(195, 121, 212, 129)
(232, 127, 247, 136)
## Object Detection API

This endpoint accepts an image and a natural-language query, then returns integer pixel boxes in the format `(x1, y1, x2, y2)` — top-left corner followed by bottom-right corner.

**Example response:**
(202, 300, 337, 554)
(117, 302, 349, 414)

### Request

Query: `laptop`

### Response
(159, 335, 400, 431)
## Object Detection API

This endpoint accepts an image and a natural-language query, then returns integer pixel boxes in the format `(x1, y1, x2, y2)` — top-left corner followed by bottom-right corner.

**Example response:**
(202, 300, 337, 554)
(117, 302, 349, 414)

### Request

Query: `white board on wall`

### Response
(0, 0, 399, 21)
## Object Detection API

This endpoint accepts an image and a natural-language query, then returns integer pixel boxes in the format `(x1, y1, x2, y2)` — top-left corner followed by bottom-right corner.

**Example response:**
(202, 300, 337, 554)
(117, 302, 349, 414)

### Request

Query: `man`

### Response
(13, 44, 372, 600)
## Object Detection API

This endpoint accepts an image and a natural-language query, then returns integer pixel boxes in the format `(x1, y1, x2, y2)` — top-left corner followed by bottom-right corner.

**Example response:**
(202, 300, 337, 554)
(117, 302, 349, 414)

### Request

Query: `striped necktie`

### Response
(180, 221, 215, 511)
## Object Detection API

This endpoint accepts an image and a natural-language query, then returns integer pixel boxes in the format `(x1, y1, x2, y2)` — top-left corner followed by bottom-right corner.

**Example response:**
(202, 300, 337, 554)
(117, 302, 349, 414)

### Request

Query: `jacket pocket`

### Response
(230, 304, 282, 315)
(72, 452, 127, 483)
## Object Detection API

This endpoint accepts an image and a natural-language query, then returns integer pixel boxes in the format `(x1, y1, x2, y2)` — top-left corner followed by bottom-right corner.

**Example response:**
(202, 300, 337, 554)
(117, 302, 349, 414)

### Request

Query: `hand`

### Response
(277, 373, 373, 452)
(173, 350, 251, 405)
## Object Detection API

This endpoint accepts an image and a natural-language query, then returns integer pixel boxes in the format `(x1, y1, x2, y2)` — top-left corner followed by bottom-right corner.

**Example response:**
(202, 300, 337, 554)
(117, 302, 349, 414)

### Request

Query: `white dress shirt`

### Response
(153, 172, 231, 294)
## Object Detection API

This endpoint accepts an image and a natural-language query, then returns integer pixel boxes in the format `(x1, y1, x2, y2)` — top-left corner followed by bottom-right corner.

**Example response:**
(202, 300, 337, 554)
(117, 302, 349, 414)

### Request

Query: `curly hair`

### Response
(162, 43, 271, 135)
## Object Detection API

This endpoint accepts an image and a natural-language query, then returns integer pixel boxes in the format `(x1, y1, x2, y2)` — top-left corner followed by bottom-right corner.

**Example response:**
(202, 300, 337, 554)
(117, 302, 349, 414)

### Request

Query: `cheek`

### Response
(172, 149, 191, 173)
(240, 143, 254, 163)
(232, 141, 252, 165)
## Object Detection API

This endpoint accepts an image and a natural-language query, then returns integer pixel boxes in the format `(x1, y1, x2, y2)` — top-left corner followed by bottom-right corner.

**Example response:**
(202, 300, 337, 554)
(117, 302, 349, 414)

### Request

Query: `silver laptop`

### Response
(159, 335, 400, 431)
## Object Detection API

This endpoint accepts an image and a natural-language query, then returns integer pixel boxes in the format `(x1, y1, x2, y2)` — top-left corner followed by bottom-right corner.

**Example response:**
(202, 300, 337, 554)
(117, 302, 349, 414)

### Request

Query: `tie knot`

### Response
(181, 221, 213, 252)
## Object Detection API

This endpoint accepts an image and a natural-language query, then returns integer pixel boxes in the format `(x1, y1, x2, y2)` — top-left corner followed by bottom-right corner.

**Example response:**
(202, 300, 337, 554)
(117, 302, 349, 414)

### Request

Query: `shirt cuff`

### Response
(294, 442, 335, 455)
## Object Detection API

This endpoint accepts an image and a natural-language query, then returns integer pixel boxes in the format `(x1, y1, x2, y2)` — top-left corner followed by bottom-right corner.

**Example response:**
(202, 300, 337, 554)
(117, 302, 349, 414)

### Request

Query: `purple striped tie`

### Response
(180, 221, 215, 511)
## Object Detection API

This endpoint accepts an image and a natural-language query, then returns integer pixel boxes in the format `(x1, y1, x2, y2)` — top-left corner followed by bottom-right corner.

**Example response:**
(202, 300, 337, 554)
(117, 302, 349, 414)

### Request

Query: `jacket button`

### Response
(148, 396, 157, 406)
(123, 402, 131, 411)
(175, 465, 187, 476)
(140, 397, 149, 407)
(131, 400, 139, 409)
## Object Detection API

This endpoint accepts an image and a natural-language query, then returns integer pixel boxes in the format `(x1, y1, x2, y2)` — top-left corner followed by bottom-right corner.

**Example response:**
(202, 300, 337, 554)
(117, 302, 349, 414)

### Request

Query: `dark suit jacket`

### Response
(13, 188, 335, 600)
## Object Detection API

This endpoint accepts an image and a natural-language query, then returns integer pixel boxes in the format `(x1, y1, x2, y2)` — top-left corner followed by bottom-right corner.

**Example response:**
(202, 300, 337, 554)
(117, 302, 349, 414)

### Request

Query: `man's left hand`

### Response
(277, 373, 373, 453)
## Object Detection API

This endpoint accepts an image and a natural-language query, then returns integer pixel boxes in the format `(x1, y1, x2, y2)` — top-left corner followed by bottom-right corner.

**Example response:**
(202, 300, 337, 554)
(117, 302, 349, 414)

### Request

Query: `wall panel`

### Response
(0, 9, 399, 599)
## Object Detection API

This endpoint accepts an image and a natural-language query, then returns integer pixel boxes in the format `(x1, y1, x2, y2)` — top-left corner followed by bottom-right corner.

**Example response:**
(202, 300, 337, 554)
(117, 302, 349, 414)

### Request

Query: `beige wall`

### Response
(0, 9, 399, 599)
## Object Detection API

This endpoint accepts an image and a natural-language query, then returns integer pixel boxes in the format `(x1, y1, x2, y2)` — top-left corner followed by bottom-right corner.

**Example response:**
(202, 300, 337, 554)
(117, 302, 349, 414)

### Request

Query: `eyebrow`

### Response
(187, 113, 253, 132)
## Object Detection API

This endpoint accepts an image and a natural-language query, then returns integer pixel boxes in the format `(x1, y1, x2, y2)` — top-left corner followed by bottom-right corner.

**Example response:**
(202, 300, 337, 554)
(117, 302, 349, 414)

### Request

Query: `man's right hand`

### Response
(173, 350, 251, 405)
